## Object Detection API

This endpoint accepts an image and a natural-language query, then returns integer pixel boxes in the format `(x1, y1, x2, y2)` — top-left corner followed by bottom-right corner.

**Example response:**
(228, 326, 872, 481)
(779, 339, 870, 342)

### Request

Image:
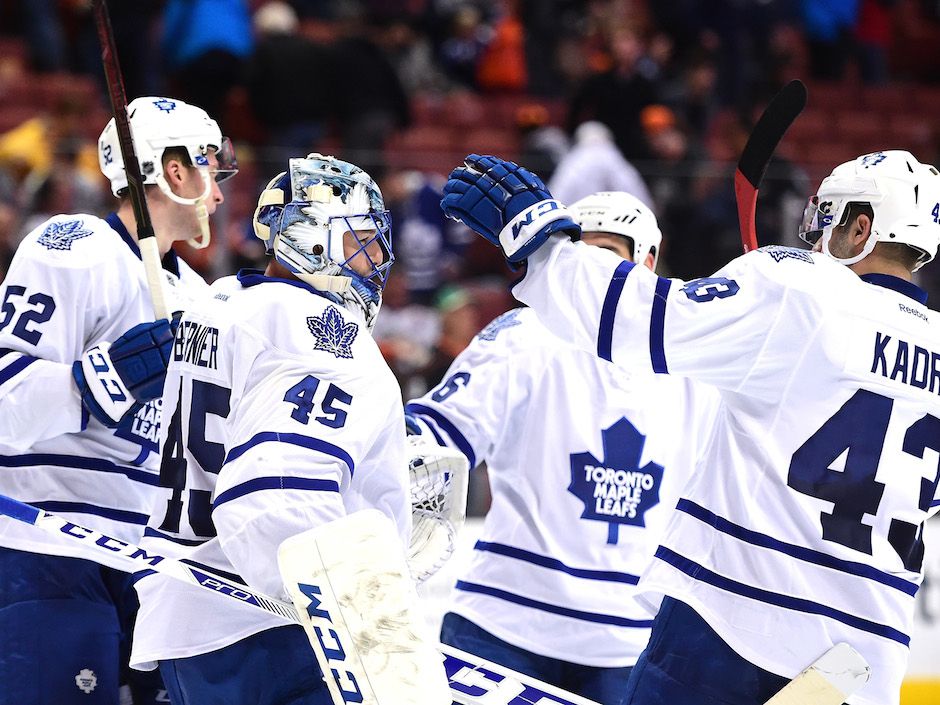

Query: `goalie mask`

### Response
(799, 150, 940, 271)
(570, 191, 662, 270)
(98, 96, 238, 249)
(253, 154, 394, 329)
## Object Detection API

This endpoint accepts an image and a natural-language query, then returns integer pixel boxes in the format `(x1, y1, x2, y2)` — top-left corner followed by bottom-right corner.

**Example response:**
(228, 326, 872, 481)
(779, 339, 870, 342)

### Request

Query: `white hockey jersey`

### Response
(0, 213, 207, 563)
(514, 239, 940, 705)
(407, 307, 719, 667)
(131, 270, 410, 669)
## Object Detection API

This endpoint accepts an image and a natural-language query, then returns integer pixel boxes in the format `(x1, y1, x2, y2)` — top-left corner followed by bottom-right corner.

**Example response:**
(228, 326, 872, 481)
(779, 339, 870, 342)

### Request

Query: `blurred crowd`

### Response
(2, 0, 940, 409)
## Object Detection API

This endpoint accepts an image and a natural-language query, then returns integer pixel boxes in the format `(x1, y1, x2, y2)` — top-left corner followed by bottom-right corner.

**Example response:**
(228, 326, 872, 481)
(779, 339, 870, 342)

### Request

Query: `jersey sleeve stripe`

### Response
(650, 277, 672, 373)
(0, 452, 161, 486)
(474, 540, 641, 584)
(655, 546, 910, 645)
(213, 476, 340, 509)
(455, 580, 655, 628)
(405, 403, 476, 469)
(0, 353, 38, 386)
(676, 498, 919, 595)
(224, 432, 355, 477)
(31, 500, 149, 525)
(597, 260, 635, 362)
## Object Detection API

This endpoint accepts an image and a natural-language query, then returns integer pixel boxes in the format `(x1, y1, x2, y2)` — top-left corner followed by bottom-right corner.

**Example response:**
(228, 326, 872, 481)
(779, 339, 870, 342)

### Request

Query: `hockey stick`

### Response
(734, 79, 808, 253)
(93, 0, 169, 320)
(0, 494, 600, 705)
(762, 643, 871, 705)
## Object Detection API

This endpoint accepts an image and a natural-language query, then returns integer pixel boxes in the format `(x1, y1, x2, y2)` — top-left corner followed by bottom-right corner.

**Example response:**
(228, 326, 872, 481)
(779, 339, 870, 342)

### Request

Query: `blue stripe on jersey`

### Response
(143, 526, 208, 547)
(0, 453, 160, 486)
(213, 476, 340, 509)
(31, 500, 149, 525)
(456, 580, 654, 628)
(405, 404, 476, 469)
(597, 260, 635, 362)
(655, 546, 910, 645)
(0, 353, 38, 386)
(650, 277, 672, 373)
(676, 499, 919, 596)
(474, 541, 641, 584)
(224, 433, 355, 477)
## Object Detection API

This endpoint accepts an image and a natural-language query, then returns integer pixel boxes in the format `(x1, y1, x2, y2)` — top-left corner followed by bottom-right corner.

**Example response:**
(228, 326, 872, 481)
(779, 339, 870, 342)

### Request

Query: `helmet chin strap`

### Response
(156, 168, 213, 249)
(820, 226, 878, 267)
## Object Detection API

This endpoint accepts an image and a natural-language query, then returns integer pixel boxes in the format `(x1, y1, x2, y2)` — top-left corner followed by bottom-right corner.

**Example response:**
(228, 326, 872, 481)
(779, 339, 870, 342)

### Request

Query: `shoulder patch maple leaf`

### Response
(307, 305, 359, 359)
(38, 220, 93, 251)
(477, 309, 522, 341)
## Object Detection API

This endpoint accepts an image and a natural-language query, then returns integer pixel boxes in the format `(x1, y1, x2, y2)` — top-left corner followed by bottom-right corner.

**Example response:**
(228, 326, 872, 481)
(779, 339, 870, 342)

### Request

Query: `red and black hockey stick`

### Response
(93, 0, 169, 320)
(734, 79, 808, 253)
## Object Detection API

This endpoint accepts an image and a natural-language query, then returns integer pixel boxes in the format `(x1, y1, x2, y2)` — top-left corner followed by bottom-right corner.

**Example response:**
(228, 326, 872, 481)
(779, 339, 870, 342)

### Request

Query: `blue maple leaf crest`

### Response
(307, 305, 358, 359)
(477, 309, 522, 341)
(569, 417, 664, 545)
(758, 245, 814, 264)
(38, 220, 93, 251)
(153, 98, 177, 113)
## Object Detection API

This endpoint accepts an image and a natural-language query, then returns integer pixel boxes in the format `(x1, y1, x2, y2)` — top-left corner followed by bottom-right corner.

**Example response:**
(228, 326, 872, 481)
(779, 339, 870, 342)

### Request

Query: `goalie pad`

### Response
(278, 509, 451, 705)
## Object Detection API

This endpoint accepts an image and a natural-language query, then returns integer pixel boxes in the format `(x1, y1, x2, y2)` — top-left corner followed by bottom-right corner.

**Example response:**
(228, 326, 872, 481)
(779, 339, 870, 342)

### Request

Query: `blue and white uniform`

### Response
(512, 240, 940, 705)
(0, 212, 206, 705)
(408, 307, 718, 667)
(131, 270, 410, 671)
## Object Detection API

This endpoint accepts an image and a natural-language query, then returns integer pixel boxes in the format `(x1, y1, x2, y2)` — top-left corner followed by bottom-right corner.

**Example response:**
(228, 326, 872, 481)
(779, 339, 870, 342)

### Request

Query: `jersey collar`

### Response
(859, 273, 928, 305)
(106, 212, 180, 278)
(235, 268, 341, 305)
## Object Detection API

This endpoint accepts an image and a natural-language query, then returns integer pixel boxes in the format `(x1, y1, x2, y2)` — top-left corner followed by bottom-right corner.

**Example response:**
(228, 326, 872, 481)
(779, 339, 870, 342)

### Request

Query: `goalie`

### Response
(131, 155, 452, 705)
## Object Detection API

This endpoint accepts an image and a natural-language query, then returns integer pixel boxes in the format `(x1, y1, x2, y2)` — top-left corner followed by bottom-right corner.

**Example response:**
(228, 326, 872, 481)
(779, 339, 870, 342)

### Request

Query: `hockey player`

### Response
(440, 151, 940, 705)
(0, 97, 235, 704)
(130, 154, 410, 705)
(406, 192, 718, 704)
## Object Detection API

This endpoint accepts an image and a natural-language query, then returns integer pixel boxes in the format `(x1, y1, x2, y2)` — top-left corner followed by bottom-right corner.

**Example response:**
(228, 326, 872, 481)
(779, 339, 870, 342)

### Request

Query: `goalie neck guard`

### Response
(252, 154, 394, 330)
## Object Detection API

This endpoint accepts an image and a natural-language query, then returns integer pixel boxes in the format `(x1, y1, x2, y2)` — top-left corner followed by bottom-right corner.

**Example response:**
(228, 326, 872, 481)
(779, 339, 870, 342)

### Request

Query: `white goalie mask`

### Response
(252, 154, 394, 329)
(570, 191, 663, 270)
(98, 96, 238, 249)
(799, 150, 940, 271)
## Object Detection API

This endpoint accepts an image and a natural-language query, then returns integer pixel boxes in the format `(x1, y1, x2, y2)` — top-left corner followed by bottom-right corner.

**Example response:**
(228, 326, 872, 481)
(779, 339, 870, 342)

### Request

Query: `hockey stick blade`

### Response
(0, 493, 601, 705)
(763, 643, 871, 705)
(735, 79, 808, 253)
(92, 0, 169, 320)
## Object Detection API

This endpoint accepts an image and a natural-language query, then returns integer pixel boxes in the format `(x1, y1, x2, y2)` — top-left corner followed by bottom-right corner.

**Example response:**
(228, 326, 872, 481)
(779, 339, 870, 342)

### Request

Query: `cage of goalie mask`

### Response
(570, 191, 663, 270)
(98, 96, 237, 248)
(252, 154, 394, 326)
(799, 150, 940, 271)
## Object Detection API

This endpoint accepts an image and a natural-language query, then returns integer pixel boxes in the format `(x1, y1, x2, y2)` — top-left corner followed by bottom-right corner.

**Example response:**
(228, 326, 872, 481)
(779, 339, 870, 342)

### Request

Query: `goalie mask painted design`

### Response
(98, 96, 238, 249)
(570, 191, 662, 270)
(253, 154, 394, 330)
(799, 150, 940, 271)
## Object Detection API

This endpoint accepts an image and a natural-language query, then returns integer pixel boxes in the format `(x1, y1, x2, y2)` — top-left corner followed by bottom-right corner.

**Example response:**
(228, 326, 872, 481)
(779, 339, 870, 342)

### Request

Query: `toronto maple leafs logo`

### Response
(153, 98, 177, 113)
(38, 220, 93, 251)
(569, 418, 664, 545)
(308, 305, 358, 359)
(758, 245, 814, 264)
(477, 309, 522, 341)
(75, 668, 98, 694)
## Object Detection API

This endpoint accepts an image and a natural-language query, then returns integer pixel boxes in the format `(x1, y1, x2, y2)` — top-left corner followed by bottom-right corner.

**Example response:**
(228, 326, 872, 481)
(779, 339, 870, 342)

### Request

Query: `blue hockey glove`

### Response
(72, 318, 178, 428)
(440, 154, 580, 262)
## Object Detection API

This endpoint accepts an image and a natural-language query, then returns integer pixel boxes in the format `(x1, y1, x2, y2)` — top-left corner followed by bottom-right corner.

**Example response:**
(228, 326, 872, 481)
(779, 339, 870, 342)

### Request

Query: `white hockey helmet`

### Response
(252, 153, 394, 329)
(570, 191, 662, 270)
(799, 150, 940, 271)
(98, 96, 237, 247)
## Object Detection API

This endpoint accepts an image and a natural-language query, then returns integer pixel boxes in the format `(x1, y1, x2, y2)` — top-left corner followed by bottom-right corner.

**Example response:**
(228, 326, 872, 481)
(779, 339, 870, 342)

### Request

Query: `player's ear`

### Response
(163, 157, 187, 188)
(853, 213, 873, 245)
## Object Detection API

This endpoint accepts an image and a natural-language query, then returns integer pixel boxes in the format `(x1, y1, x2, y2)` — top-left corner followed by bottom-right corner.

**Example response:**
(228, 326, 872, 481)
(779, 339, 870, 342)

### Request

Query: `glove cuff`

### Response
(73, 343, 138, 428)
(498, 199, 577, 262)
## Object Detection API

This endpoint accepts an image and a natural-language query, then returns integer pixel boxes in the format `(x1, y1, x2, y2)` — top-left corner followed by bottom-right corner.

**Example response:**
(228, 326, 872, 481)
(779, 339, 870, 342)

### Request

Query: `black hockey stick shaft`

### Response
(734, 80, 808, 252)
(93, 0, 169, 319)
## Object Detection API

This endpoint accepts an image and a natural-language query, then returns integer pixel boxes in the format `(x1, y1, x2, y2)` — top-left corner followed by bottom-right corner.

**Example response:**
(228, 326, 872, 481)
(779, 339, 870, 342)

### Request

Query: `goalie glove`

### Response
(72, 318, 178, 428)
(440, 153, 581, 262)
